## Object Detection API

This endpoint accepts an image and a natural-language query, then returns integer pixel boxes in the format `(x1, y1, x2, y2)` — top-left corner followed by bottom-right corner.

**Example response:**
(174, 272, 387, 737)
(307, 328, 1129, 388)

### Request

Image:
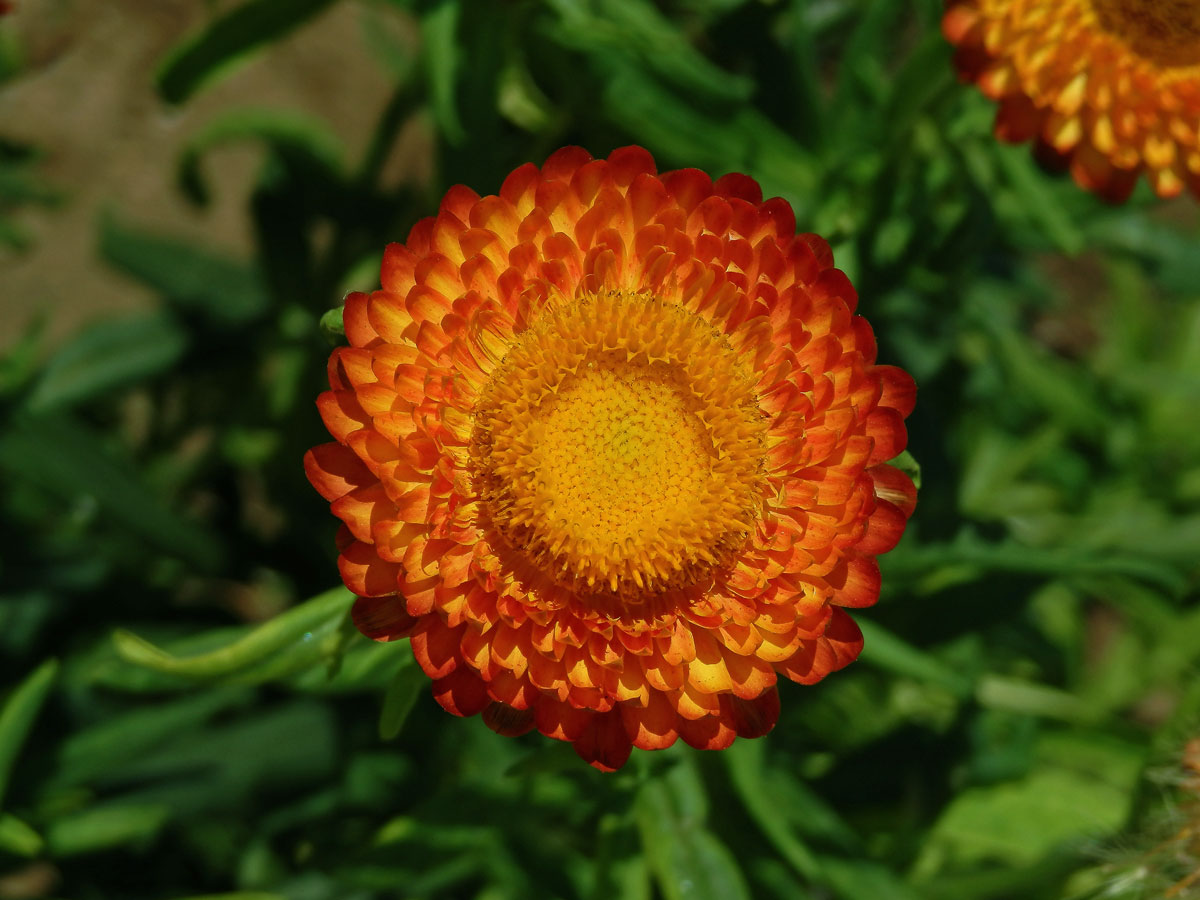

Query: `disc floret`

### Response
(471, 290, 767, 600)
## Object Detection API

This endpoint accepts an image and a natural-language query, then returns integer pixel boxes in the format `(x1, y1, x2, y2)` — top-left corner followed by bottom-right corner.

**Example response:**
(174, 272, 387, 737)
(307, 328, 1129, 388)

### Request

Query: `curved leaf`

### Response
(0, 658, 58, 805)
(156, 0, 340, 104)
(112, 586, 353, 680)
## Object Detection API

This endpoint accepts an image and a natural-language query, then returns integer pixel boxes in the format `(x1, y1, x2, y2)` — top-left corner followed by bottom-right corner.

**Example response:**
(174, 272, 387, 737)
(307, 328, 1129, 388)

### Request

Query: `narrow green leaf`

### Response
(112, 586, 352, 679)
(879, 33, 956, 148)
(547, 0, 754, 104)
(992, 146, 1085, 254)
(975, 675, 1100, 724)
(156, 0, 339, 104)
(820, 858, 925, 900)
(636, 775, 752, 900)
(378, 662, 425, 740)
(590, 814, 653, 900)
(177, 108, 346, 206)
(53, 688, 252, 789)
(0, 658, 58, 806)
(0, 413, 225, 571)
(99, 213, 268, 326)
(0, 812, 43, 857)
(46, 804, 171, 856)
(81, 703, 336, 817)
(725, 741, 822, 880)
(598, 68, 818, 211)
(886, 531, 1187, 596)
(27, 313, 188, 411)
(857, 619, 973, 697)
(168, 894, 284, 900)
(832, 0, 900, 109)
(0, 314, 45, 396)
(420, 0, 466, 144)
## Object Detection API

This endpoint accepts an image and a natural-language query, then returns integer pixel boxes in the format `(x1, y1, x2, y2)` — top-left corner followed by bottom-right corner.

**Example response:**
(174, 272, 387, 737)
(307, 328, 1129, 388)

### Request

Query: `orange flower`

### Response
(943, 0, 1200, 201)
(305, 146, 916, 771)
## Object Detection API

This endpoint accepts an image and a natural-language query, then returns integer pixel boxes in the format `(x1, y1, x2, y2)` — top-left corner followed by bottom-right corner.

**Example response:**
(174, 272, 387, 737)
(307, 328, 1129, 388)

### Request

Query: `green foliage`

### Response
(156, 0, 343, 104)
(2, 0, 1199, 898)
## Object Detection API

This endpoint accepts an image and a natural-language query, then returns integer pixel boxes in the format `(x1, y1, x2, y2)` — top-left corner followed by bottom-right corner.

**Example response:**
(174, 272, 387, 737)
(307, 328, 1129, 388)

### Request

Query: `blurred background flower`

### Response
(1, 1, 1199, 899)
(944, 0, 1200, 201)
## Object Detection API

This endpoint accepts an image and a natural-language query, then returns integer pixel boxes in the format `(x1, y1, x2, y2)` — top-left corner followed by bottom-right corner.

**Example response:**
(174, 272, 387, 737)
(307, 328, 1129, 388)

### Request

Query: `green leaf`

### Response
(912, 732, 1143, 877)
(725, 740, 821, 880)
(378, 662, 425, 740)
(991, 146, 1085, 255)
(79, 702, 337, 816)
(156, 0, 340, 104)
(46, 803, 172, 856)
(546, 0, 754, 104)
(832, 0, 901, 109)
(636, 768, 752, 900)
(53, 688, 253, 789)
(975, 675, 1099, 725)
(320, 303, 347, 344)
(0, 413, 225, 571)
(98, 213, 269, 326)
(420, 0, 467, 145)
(597, 68, 818, 212)
(0, 658, 57, 807)
(0, 315, 45, 396)
(589, 814, 652, 900)
(177, 108, 346, 206)
(27, 313, 188, 411)
(889, 450, 922, 491)
(857, 619, 973, 697)
(820, 859, 925, 900)
(0, 812, 43, 857)
(112, 586, 353, 680)
(885, 531, 1187, 596)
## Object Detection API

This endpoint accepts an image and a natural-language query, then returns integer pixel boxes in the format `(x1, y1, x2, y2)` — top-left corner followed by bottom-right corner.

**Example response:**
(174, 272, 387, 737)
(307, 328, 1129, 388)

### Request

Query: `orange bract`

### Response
(944, 0, 1200, 201)
(305, 146, 916, 771)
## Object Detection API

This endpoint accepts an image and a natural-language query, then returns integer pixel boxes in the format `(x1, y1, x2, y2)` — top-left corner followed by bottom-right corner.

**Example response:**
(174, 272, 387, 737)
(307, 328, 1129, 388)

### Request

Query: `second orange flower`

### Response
(306, 146, 916, 770)
(944, 0, 1200, 201)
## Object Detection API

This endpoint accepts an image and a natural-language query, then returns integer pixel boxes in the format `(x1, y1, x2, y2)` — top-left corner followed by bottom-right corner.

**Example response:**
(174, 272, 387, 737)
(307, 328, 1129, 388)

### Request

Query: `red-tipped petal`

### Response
(573, 711, 634, 772)
(351, 595, 418, 642)
(725, 687, 780, 738)
(432, 666, 491, 717)
(483, 702, 536, 737)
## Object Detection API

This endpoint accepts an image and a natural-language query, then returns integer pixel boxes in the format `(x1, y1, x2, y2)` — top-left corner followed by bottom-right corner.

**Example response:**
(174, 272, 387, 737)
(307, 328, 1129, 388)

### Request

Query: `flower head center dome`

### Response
(1092, 0, 1200, 66)
(471, 291, 767, 600)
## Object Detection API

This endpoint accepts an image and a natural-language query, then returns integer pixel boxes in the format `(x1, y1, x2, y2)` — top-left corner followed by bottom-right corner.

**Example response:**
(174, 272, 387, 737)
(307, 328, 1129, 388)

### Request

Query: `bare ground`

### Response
(0, 0, 426, 350)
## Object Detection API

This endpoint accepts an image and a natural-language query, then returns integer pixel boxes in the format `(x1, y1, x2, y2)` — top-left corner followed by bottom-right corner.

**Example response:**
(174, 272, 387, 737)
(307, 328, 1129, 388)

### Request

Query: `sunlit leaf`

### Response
(46, 804, 172, 856)
(112, 586, 353, 680)
(0, 812, 42, 857)
(0, 658, 57, 805)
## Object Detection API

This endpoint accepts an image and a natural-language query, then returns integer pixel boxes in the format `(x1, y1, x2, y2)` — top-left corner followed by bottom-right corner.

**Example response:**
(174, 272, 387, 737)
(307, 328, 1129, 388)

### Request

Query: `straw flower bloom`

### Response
(305, 146, 916, 771)
(943, 0, 1200, 201)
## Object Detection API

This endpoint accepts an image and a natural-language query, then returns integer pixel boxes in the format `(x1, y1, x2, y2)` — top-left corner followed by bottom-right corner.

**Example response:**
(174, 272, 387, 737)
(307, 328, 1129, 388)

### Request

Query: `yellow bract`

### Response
(471, 291, 767, 599)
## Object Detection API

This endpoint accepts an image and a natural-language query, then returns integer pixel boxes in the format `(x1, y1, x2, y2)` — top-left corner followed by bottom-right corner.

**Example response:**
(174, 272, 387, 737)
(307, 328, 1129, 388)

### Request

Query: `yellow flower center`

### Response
(1092, 0, 1200, 66)
(471, 291, 767, 600)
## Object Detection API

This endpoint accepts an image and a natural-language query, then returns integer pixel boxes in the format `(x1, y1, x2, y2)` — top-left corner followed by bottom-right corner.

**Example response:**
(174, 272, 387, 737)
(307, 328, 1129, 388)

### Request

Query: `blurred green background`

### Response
(2, 0, 1200, 898)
